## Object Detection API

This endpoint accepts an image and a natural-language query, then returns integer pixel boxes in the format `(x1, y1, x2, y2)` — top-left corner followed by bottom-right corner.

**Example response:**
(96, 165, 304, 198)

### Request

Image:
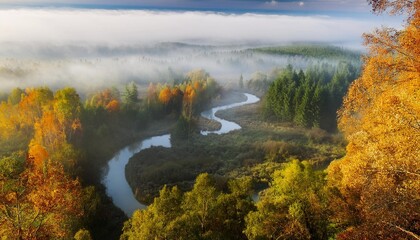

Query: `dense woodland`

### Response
(252, 45, 361, 61)
(0, 70, 221, 239)
(124, 0, 420, 239)
(263, 62, 358, 131)
(0, 0, 419, 239)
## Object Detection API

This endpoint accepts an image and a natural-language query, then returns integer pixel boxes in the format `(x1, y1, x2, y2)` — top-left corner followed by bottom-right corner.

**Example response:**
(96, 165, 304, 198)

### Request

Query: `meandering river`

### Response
(101, 93, 260, 216)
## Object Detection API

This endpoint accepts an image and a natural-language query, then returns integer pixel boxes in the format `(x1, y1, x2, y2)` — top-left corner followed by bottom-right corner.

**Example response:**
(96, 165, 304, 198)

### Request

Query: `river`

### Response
(101, 93, 260, 216)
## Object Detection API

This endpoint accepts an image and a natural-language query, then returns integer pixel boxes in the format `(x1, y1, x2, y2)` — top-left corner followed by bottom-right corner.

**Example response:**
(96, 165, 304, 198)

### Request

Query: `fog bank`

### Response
(0, 9, 392, 93)
(0, 9, 398, 45)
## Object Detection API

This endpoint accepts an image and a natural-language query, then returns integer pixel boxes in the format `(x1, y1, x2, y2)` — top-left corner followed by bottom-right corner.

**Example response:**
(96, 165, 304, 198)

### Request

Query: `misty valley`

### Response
(0, 2, 419, 240)
(0, 44, 359, 238)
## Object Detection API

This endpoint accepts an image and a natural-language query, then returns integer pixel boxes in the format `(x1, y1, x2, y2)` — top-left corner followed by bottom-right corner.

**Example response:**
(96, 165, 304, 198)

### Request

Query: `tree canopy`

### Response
(328, 0, 420, 238)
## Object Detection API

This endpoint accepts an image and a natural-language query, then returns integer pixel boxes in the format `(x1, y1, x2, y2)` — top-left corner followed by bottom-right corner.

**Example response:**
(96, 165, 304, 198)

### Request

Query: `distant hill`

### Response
(251, 45, 361, 61)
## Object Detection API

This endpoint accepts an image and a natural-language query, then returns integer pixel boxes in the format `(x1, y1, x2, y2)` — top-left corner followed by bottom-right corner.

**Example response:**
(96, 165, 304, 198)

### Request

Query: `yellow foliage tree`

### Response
(158, 86, 172, 105)
(328, 0, 420, 239)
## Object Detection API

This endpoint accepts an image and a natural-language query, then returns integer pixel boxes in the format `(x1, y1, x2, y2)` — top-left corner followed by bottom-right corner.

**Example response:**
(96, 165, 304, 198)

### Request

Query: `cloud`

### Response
(265, 0, 279, 6)
(298, 1, 304, 7)
(0, 8, 402, 92)
(0, 9, 400, 45)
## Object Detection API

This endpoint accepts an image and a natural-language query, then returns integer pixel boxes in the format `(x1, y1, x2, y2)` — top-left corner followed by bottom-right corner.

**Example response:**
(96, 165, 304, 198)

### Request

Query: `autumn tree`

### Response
(7, 87, 24, 105)
(53, 87, 82, 142)
(74, 229, 93, 240)
(18, 87, 54, 126)
(158, 85, 172, 106)
(171, 86, 183, 114)
(328, 0, 420, 238)
(245, 160, 331, 240)
(0, 155, 83, 239)
(147, 82, 157, 103)
(87, 88, 120, 113)
(105, 99, 120, 112)
(182, 84, 196, 120)
(121, 174, 254, 240)
(121, 185, 183, 240)
(0, 102, 29, 155)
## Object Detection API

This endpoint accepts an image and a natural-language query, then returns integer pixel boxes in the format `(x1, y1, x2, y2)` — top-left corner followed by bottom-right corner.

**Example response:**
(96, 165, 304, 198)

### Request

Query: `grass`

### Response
(125, 98, 346, 204)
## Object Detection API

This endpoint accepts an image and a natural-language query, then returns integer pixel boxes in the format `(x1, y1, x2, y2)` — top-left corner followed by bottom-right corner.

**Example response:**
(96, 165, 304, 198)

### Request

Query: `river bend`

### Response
(101, 93, 260, 216)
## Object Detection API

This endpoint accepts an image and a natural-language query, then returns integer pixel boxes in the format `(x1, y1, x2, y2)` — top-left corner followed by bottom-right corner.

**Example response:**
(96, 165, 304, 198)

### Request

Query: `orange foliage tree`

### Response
(328, 0, 420, 239)
(106, 99, 120, 112)
(158, 86, 172, 105)
(0, 156, 83, 239)
(87, 88, 120, 113)
(183, 84, 197, 119)
(1, 87, 85, 239)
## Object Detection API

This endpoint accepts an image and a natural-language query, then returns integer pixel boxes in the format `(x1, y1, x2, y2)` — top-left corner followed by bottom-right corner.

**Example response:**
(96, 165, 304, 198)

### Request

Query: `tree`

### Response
(328, 1, 420, 238)
(265, 64, 357, 131)
(212, 177, 255, 239)
(123, 82, 139, 110)
(183, 84, 196, 119)
(74, 229, 92, 240)
(7, 88, 24, 105)
(121, 185, 183, 240)
(158, 86, 172, 106)
(0, 157, 83, 239)
(239, 74, 244, 89)
(368, 0, 416, 14)
(18, 87, 54, 129)
(121, 174, 254, 240)
(53, 88, 82, 130)
(105, 99, 120, 112)
(171, 86, 183, 114)
(146, 82, 157, 108)
(245, 160, 331, 240)
(87, 88, 120, 112)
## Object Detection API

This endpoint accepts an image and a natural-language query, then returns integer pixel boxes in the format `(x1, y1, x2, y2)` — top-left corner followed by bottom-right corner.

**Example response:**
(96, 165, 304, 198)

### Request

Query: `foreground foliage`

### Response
(245, 160, 332, 240)
(328, 0, 420, 238)
(0, 70, 222, 239)
(0, 88, 85, 239)
(121, 174, 255, 240)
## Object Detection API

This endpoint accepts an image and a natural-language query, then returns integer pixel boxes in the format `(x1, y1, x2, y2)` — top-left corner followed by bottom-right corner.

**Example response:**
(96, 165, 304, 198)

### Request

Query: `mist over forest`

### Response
(0, 42, 360, 93)
(0, 2, 418, 240)
(0, 8, 390, 94)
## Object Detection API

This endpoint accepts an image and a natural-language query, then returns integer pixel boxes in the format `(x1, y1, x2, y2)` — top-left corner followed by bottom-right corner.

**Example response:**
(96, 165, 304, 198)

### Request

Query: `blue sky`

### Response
(1, 0, 372, 14)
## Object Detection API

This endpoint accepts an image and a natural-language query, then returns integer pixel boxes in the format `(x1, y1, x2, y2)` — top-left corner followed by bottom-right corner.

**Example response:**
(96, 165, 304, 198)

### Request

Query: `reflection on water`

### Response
(101, 134, 171, 216)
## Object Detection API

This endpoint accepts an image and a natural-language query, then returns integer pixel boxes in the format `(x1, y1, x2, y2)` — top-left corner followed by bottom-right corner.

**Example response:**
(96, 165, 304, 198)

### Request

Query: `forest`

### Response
(0, 0, 419, 239)
(252, 45, 361, 61)
(263, 62, 358, 131)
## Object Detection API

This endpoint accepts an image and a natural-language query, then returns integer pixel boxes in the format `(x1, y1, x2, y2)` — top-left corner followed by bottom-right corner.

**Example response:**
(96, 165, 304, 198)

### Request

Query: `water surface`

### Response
(201, 93, 260, 135)
(102, 93, 260, 216)
(101, 135, 171, 216)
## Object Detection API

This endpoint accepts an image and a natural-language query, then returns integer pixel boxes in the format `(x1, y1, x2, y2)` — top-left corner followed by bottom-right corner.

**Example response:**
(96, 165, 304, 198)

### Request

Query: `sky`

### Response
(0, 1, 403, 47)
(0, 0, 404, 47)
(0, 0, 376, 14)
(0, 9, 399, 46)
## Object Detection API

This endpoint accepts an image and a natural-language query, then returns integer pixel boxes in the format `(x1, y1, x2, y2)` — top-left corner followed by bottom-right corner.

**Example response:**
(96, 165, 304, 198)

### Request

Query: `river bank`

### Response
(125, 97, 346, 210)
(102, 91, 256, 215)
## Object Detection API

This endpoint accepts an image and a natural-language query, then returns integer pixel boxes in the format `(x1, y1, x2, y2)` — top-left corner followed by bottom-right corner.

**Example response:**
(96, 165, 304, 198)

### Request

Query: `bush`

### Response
(306, 127, 331, 144)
